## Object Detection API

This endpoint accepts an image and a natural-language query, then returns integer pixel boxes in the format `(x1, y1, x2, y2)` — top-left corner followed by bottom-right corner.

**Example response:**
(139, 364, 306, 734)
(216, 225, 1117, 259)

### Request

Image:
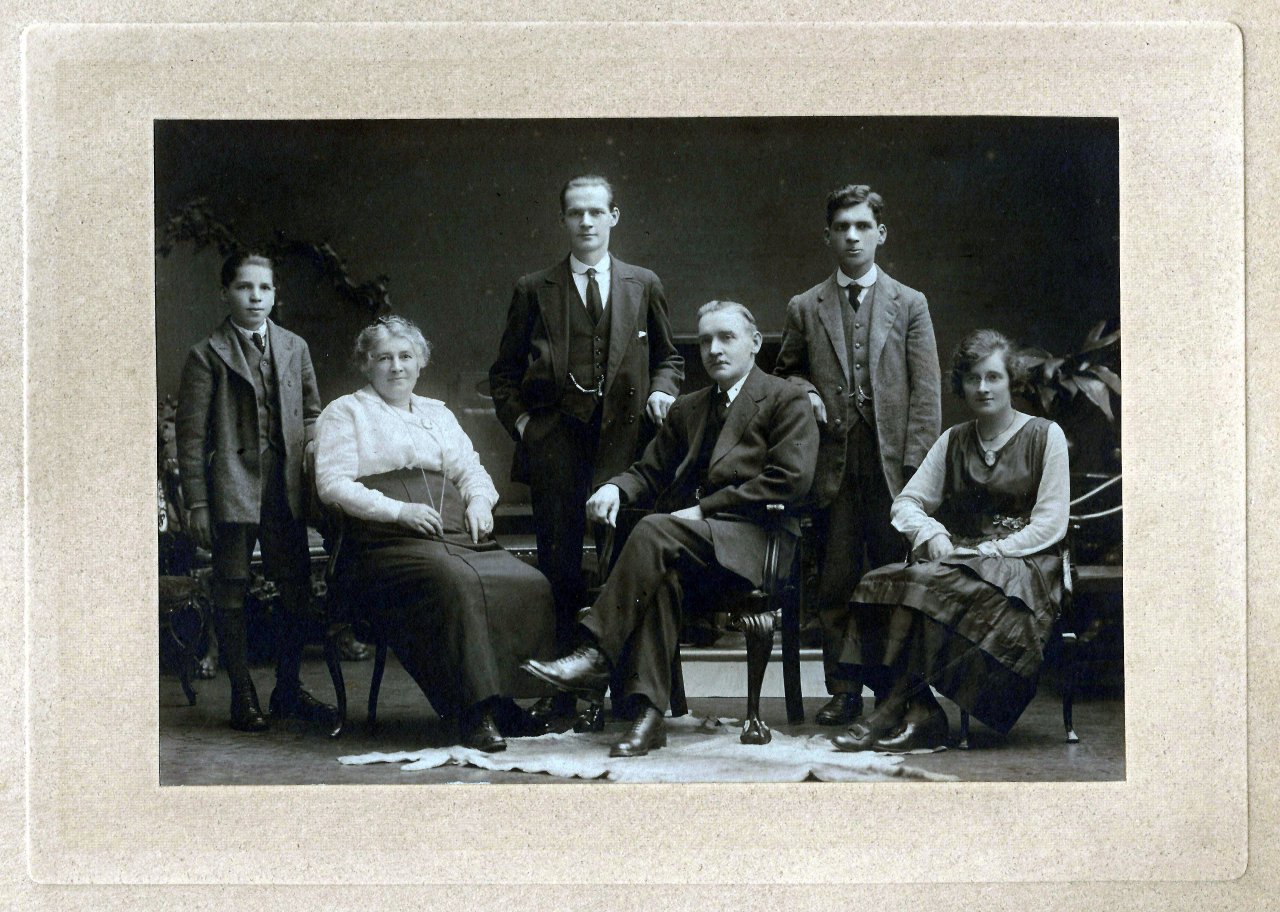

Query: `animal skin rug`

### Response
(338, 714, 955, 783)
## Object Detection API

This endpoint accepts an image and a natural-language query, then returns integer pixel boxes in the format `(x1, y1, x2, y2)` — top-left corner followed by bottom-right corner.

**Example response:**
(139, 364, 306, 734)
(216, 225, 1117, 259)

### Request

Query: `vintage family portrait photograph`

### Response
(153, 115, 1123, 787)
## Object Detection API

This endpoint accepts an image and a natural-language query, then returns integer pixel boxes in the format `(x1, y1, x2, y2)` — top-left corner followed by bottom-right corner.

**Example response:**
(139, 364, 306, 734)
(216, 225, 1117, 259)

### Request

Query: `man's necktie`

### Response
(251, 331, 265, 354)
(715, 390, 730, 424)
(848, 284, 861, 311)
(585, 268, 604, 324)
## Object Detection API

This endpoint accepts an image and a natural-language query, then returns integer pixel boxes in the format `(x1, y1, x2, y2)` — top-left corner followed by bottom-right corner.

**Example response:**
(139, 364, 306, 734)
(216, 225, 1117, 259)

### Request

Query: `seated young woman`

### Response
(832, 328, 1071, 753)
(314, 316, 555, 752)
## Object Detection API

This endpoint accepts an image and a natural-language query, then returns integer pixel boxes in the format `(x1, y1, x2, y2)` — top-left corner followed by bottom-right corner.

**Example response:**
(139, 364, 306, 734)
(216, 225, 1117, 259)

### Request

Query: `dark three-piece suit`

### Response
(579, 366, 819, 711)
(488, 256, 683, 650)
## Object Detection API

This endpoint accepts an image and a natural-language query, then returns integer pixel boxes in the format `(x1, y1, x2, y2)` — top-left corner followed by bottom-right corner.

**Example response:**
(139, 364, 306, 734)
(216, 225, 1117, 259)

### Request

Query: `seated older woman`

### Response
(833, 328, 1071, 753)
(315, 316, 555, 752)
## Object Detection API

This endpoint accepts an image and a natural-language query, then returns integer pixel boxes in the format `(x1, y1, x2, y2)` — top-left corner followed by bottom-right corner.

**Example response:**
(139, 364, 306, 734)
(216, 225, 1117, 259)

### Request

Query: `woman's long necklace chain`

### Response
(383, 397, 446, 514)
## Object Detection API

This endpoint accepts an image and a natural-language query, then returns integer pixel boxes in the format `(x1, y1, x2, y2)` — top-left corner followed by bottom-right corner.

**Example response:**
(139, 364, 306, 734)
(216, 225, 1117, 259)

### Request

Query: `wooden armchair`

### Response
(592, 503, 806, 745)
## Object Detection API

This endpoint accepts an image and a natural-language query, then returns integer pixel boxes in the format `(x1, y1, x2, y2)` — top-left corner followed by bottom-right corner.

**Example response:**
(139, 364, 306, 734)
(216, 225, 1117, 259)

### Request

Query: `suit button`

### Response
(836, 386, 844, 393)
(629, 387, 635, 396)
(627, 415, 635, 424)
(854, 342, 862, 349)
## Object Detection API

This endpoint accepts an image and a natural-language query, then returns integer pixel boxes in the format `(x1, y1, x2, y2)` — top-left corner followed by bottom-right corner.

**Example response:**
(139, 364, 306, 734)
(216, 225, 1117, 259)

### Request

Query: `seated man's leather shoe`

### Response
(831, 718, 880, 752)
(523, 645, 610, 697)
(269, 685, 339, 726)
(572, 701, 606, 733)
(229, 685, 268, 733)
(871, 707, 949, 752)
(815, 692, 864, 726)
(610, 704, 666, 758)
(461, 709, 507, 753)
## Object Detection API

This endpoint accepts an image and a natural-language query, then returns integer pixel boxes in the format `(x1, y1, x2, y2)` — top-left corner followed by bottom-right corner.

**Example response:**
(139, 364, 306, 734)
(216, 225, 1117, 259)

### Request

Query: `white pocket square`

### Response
(637, 330, 647, 339)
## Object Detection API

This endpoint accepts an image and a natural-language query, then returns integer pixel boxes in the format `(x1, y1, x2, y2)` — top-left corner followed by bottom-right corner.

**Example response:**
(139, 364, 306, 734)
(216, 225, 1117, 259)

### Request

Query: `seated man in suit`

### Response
(522, 300, 819, 757)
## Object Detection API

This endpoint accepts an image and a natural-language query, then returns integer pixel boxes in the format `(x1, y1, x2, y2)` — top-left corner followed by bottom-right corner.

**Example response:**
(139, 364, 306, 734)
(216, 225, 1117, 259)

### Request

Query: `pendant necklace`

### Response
(976, 414, 1017, 467)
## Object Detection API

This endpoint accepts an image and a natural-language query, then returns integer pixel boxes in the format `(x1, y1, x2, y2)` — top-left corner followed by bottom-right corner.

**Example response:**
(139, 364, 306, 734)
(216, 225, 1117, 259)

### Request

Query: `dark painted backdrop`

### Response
(155, 117, 1118, 505)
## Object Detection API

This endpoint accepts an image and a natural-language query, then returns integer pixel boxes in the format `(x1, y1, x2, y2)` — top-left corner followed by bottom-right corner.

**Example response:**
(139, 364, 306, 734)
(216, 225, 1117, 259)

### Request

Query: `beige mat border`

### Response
(6, 6, 1276, 911)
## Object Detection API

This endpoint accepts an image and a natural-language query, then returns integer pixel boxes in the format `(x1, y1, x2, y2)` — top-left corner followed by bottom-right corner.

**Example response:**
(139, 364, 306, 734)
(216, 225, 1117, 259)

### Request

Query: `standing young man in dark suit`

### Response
(177, 251, 336, 733)
(522, 301, 818, 757)
(489, 175, 683, 726)
(774, 185, 942, 727)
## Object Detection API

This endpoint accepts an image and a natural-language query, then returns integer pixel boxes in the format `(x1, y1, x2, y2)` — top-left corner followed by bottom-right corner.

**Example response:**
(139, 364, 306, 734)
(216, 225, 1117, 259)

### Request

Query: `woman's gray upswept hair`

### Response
(352, 315, 432, 377)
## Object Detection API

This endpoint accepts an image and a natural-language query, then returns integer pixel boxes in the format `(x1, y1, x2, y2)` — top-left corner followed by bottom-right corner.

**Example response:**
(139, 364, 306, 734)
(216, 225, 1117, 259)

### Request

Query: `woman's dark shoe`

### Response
(269, 685, 339, 726)
(815, 693, 864, 726)
(462, 710, 507, 753)
(526, 692, 578, 730)
(831, 718, 880, 752)
(491, 698, 545, 738)
(572, 701, 606, 733)
(871, 707, 949, 752)
(609, 705, 666, 758)
(229, 683, 268, 733)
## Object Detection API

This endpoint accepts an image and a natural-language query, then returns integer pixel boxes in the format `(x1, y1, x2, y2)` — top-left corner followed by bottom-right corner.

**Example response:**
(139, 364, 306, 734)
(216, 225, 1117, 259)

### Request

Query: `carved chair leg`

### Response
(740, 614, 774, 745)
(367, 642, 388, 733)
(958, 710, 971, 750)
(1061, 631, 1080, 743)
(323, 627, 346, 739)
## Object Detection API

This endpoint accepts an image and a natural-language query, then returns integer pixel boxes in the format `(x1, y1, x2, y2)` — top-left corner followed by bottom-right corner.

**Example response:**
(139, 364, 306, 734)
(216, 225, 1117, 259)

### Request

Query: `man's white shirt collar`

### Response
(837, 263, 878, 290)
(230, 317, 270, 346)
(718, 372, 750, 404)
(569, 254, 611, 276)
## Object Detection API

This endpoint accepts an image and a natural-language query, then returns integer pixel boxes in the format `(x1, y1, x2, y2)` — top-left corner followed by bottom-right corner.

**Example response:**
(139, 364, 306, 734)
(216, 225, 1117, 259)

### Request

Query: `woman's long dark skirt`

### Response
(342, 536, 556, 718)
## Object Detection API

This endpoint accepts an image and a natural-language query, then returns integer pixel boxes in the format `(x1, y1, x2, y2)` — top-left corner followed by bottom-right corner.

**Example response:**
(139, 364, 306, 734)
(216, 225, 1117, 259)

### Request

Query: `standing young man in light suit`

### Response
(489, 175, 683, 728)
(774, 185, 942, 727)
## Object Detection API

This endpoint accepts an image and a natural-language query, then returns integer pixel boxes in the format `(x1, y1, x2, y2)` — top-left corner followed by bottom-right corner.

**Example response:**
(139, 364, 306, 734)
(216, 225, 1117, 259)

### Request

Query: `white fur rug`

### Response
(338, 714, 955, 783)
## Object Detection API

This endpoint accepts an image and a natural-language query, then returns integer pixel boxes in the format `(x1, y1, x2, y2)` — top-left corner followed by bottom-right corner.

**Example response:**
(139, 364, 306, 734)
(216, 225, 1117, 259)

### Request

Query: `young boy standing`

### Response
(177, 251, 334, 732)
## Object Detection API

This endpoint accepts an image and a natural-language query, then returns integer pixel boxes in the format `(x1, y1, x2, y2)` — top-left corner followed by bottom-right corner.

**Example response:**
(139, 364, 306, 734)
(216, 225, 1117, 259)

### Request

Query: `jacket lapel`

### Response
(869, 271, 900, 377)
(815, 274, 850, 384)
(209, 318, 254, 386)
(535, 259, 573, 385)
(671, 385, 714, 488)
(710, 366, 763, 468)
(603, 256, 640, 399)
(267, 320, 296, 378)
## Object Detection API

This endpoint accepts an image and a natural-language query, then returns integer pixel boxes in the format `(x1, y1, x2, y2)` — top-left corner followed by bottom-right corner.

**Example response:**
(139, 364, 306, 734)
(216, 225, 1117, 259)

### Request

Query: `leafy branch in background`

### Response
(1021, 320, 1121, 423)
(157, 198, 393, 318)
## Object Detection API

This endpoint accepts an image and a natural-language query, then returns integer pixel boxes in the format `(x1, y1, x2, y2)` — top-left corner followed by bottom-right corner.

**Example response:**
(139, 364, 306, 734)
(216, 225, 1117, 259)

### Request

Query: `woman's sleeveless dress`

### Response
(846, 418, 1065, 733)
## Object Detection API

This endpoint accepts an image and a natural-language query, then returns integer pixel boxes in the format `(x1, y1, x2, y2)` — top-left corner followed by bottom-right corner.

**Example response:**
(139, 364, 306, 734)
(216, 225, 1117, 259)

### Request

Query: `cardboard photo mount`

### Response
(21, 20, 1245, 889)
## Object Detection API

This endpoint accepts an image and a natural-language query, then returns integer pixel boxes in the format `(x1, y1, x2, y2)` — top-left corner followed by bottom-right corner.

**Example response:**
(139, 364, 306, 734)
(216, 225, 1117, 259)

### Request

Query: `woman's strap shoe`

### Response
(871, 708, 949, 753)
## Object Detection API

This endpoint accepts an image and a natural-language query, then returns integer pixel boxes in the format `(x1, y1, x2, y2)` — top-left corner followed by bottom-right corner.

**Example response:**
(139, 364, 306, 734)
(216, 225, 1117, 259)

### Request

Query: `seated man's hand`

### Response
(586, 484, 621, 528)
(807, 391, 827, 425)
(670, 504, 704, 522)
(646, 391, 675, 425)
(398, 502, 444, 538)
(464, 497, 495, 544)
(923, 532, 954, 561)
(188, 505, 212, 551)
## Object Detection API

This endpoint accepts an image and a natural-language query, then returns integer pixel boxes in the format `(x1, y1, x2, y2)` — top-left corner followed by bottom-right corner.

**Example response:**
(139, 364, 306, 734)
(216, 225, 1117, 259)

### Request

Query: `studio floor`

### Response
(159, 650, 1125, 786)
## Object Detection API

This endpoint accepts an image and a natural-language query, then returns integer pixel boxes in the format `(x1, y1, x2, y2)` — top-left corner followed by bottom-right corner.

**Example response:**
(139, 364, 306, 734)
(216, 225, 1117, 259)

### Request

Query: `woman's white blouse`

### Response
(315, 387, 500, 523)
(890, 415, 1071, 558)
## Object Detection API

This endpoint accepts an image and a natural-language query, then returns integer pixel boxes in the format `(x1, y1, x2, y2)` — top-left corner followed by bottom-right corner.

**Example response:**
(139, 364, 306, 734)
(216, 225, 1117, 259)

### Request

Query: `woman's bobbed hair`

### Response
(949, 328, 1030, 398)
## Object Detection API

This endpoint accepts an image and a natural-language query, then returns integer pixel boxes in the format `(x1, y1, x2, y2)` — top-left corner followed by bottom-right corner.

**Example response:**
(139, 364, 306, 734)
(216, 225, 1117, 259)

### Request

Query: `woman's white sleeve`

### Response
(440, 408, 500, 507)
(891, 429, 952, 549)
(314, 402, 405, 523)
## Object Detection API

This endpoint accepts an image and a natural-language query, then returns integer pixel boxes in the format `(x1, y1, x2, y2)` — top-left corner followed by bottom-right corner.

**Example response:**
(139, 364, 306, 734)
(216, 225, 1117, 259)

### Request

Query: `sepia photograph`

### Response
(154, 116, 1123, 786)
